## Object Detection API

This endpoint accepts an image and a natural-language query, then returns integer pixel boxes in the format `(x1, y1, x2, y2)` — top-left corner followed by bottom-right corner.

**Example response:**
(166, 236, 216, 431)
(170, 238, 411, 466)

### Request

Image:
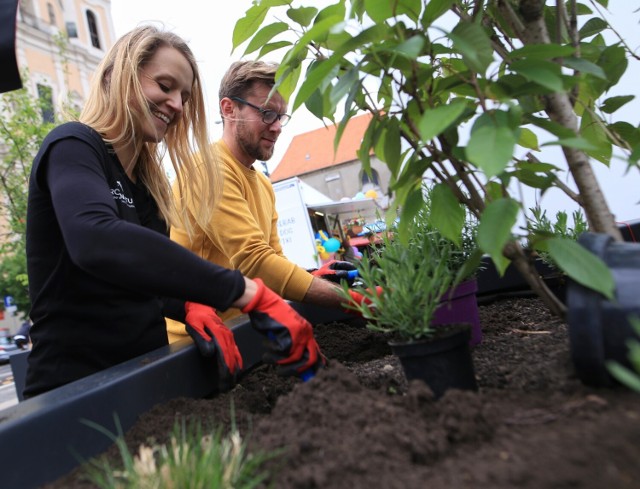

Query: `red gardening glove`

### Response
(242, 278, 326, 376)
(343, 286, 384, 317)
(309, 260, 358, 284)
(185, 302, 243, 378)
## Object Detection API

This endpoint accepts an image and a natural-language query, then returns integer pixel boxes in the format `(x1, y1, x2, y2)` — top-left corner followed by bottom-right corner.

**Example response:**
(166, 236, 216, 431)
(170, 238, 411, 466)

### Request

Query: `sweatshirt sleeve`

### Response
(192, 149, 313, 302)
(42, 138, 245, 311)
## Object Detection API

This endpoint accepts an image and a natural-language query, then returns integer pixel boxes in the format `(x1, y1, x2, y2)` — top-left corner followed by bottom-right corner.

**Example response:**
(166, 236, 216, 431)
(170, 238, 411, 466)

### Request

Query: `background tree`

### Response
(232, 0, 638, 318)
(0, 71, 58, 316)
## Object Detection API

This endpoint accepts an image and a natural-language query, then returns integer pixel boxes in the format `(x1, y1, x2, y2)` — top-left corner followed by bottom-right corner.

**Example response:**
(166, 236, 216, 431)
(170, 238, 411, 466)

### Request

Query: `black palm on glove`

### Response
(242, 278, 326, 377)
(310, 260, 358, 284)
(184, 302, 243, 380)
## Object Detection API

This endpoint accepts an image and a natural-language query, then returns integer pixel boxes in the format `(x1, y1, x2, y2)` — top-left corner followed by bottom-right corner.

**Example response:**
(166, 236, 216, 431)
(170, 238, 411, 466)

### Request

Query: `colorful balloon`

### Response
(324, 237, 341, 252)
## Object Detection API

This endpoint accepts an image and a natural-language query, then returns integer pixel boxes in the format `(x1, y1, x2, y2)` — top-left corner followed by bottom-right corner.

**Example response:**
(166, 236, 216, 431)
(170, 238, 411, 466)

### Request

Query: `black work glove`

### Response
(309, 260, 359, 284)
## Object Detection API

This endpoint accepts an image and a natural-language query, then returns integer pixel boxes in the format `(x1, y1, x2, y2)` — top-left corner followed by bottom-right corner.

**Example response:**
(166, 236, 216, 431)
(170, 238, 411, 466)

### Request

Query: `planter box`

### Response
(476, 220, 640, 303)
(1, 302, 350, 489)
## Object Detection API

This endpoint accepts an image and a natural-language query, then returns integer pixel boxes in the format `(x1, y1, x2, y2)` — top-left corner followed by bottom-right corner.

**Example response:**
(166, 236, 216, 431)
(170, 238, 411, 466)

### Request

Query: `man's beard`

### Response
(236, 122, 274, 162)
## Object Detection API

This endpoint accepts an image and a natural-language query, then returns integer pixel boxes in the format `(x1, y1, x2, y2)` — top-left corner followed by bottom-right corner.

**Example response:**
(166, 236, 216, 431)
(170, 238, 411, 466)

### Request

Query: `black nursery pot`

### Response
(389, 324, 478, 399)
(568, 232, 640, 387)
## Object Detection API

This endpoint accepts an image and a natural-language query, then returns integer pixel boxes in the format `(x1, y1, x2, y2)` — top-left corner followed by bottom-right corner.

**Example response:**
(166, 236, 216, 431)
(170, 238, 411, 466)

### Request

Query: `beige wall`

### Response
(297, 156, 393, 226)
(300, 157, 392, 201)
(15, 0, 114, 113)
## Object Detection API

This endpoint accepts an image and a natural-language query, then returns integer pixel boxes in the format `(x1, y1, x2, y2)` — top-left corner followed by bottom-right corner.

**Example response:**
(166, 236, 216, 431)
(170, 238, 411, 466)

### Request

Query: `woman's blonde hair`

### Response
(79, 24, 221, 237)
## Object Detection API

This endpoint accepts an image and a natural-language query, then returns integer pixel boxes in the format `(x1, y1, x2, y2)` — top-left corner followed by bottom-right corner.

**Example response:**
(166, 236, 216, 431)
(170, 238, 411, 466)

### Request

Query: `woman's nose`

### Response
(167, 92, 184, 116)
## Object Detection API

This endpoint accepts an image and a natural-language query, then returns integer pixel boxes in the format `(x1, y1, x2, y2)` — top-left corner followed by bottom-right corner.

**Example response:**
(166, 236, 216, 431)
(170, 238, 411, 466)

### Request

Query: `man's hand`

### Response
(310, 260, 358, 284)
(185, 302, 243, 377)
(343, 286, 384, 317)
(242, 278, 326, 376)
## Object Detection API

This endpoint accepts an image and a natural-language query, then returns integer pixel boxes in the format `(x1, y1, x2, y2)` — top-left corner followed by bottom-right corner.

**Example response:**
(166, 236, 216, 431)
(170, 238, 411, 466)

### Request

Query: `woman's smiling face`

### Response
(138, 45, 194, 142)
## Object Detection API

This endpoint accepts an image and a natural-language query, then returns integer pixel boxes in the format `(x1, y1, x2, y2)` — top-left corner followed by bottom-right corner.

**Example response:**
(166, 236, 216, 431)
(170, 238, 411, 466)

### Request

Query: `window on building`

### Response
(360, 168, 380, 186)
(37, 84, 55, 123)
(86, 10, 101, 49)
(47, 2, 56, 25)
(66, 21, 78, 38)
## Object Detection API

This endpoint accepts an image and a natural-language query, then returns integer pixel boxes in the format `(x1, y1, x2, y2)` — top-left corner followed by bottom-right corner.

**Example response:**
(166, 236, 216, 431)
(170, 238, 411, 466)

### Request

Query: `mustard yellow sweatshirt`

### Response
(166, 140, 313, 342)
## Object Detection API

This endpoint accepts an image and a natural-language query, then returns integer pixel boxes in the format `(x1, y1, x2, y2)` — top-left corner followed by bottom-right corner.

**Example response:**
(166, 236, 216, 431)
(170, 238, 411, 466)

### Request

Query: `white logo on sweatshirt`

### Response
(111, 180, 134, 208)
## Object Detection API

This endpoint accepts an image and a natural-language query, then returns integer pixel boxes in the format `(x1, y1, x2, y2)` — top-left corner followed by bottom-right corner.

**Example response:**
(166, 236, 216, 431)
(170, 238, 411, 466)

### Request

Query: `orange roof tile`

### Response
(270, 113, 373, 183)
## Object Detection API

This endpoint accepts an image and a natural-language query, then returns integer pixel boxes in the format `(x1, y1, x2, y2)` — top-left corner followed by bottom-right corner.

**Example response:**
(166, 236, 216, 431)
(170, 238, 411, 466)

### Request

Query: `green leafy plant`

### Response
(342, 211, 456, 342)
(526, 206, 589, 269)
(606, 316, 640, 393)
(0, 69, 59, 316)
(232, 0, 638, 320)
(423, 184, 483, 284)
(83, 416, 275, 489)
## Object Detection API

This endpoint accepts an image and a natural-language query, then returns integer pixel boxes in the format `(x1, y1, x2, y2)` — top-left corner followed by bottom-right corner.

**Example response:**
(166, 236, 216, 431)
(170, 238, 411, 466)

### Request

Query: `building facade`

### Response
(269, 114, 393, 228)
(0, 1, 115, 334)
(15, 0, 115, 116)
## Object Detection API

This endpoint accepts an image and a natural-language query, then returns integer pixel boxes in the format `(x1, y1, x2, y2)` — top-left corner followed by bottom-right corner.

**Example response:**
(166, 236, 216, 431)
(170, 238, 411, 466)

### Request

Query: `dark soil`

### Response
(45, 297, 640, 488)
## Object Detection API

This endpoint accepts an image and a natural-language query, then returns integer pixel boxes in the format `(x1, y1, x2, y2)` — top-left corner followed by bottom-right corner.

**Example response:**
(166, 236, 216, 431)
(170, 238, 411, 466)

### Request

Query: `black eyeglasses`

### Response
(230, 97, 291, 127)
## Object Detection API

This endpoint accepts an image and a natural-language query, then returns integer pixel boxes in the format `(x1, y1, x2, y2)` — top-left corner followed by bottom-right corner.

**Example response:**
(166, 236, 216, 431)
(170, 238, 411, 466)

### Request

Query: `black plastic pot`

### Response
(567, 232, 640, 387)
(389, 324, 478, 399)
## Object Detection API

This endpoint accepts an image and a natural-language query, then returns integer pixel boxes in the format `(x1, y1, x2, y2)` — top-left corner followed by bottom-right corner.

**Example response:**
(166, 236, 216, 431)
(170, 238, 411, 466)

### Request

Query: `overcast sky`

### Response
(110, 1, 640, 223)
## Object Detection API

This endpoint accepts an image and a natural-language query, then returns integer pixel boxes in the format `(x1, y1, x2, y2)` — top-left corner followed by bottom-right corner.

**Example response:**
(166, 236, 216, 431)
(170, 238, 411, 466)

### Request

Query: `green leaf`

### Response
(466, 112, 518, 177)
(542, 137, 599, 151)
(287, 6, 318, 27)
(597, 45, 628, 91)
(477, 198, 519, 275)
(510, 169, 554, 190)
(330, 64, 360, 107)
(293, 23, 387, 111)
(244, 22, 289, 55)
(562, 56, 607, 79)
(423, 0, 456, 26)
(364, 0, 421, 23)
(607, 362, 640, 393)
(258, 40, 292, 58)
(397, 186, 425, 244)
(392, 36, 425, 59)
(518, 127, 540, 150)
(448, 21, 493, 74)
(510, 43, 575, 60)
(545, 238, 615, 299)
(600, 95, 635, 114)
(429, 183, 464, 246)
(579, 17, 608, 39)
(580, 110, 612, 165)
(608, 122, 640, 147)
(418, 100, 468, 142)
(511, 59, 564, 92)
(378, 118, 401, 167)
(233, 3, 283, 51)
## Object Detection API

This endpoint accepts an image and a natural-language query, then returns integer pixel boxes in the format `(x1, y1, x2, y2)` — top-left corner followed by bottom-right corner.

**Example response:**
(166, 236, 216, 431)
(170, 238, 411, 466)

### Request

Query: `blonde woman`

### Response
(24, 25, 323, 398)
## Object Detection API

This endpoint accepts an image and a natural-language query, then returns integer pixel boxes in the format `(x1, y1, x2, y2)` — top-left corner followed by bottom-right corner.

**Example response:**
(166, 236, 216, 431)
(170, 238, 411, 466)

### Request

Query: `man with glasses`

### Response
(166, 61, 364, 343)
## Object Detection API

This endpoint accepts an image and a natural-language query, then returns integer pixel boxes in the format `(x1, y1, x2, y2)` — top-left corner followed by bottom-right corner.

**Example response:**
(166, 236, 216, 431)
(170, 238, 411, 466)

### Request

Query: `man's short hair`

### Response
(218, 60, 279, 101)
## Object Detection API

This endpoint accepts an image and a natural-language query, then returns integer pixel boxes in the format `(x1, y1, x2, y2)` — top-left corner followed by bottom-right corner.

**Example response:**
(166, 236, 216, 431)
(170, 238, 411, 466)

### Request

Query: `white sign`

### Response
(273, 179, 321, 269)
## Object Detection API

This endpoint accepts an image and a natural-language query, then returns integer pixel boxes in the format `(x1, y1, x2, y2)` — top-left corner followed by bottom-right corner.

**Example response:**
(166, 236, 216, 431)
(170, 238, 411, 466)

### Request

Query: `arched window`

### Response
(37, 84, 55, 123)
(360, 168, 380, 186)
(47, 2, 56, 25)
(86, 10, 101, 49)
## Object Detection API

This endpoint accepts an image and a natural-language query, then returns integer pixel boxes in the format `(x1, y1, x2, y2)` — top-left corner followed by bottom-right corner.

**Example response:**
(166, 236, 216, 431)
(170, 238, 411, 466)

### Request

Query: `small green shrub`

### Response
(83, 417, 275, 489)
(342, 210, 456, 342)
(526, 206, 589, 269)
